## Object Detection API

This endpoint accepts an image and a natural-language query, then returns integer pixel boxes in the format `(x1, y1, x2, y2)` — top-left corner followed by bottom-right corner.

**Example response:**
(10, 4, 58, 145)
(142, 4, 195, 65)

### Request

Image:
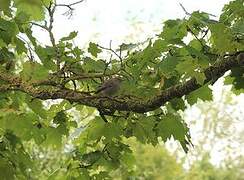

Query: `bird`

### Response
(95, 77, 122, 96)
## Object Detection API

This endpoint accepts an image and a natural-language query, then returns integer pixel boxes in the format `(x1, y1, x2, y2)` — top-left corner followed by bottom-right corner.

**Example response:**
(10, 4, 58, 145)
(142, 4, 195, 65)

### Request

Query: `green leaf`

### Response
(47, 100, 72, 119)
(220, 0, 244, 24)
(187, 11, 210, 34)
(83, 57, 106, 72)
(25, 28, 37, 47)
(103, 122, 123, 142)
(0, 48, 15, 67)
(75, 117, 105, 146)
(132, 116, 156, 144)
(35, 46, 56, 71)
(21, 61, 49, 81)
(185, 43, 210, 68)
(232, 19, 244, 35)
(160, 19, 187, 44)
(194, 72, 206, 85)
(53, 111, 68, 125)
(0, 18, 18, 45)
(14, 0, 46, 21)
(119, 43, 137, 51)
(15, 37, 27, 54)
(158, 56, 179, 77)
(169, 98, 186, 111)
(0, 112, 38, 140)
(186, 84, 213, 105)
(120, 151, 136, 170)
(105, 141, 130, 161)
(88, 42, 102, 57)
(43, 127, 63, 149)
(141, 41, 161, 62)
(224, 67, 244, 95)
(209, 23, 238, 54)
(60, 31, 78, 41)
(156, 113, 187, 142)
(176, 58, 206, 84)
(0, 39, 7, 48)
(0, 159, 15, 180)
(176, 58, 196, 75)
(81, 151, 103, 166)
(0, 131, 33, 178)
(153, 39, 168, 52)
(0, 0, 11, 16)
(14, 11, 30, 32)
(25, 96, 47, 119)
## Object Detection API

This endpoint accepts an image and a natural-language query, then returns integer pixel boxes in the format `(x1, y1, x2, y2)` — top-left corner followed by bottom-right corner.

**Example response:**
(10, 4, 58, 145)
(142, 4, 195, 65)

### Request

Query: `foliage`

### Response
(183, 85, 244, 165)
(26, 138, 243, 180)
(183, 153, 241, 180)
(111, 139, 184, 180)
(0, 0, 243, 179)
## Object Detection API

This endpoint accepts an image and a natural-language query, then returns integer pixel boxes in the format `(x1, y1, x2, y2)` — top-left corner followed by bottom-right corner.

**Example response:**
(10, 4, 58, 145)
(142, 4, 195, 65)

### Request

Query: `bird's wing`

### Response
(95, 83, 113, 94)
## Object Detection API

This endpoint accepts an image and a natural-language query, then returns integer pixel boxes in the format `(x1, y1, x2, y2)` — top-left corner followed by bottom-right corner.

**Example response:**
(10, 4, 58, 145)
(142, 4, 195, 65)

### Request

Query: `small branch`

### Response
(179, 3, 190, 16)
(100, 113, 108, 123)
(179, 3, 216, 25)
(56, 0, 85, 9)
(17, 35, 35, 61)
(97, 42, 134, 78)
(30, 22, 48, 30)
(186, 25, 205, 48)
(56, 0, 85, 18)
(97, 42, 124, 68)
(179, 3, 216, 18)
(45, 3, 61, 72)
(201, 29, 209, 39)
(32, 72, 118, 87)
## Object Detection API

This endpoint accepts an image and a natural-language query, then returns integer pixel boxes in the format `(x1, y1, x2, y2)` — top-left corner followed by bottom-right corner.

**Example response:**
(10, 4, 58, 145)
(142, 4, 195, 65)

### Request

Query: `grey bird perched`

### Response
(95, 77, 122, 96)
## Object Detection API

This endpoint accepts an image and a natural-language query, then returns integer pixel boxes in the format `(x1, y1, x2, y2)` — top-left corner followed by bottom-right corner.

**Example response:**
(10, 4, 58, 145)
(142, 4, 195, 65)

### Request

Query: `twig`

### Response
(56, 0, 85, 9)
(56, 0, 85, 18)
(201, 29, 209, 39)
(179, 3, 216, 25)
(186, 25, 205, 48)
(97, 42, 124, 68)
(100, 112, 108, 122)
(179, 3, 217, 18)
(30, 22, 48, 30)
(16, 35, 35, 61)
(45, 2, 62, 72)
(179, 3, 190, 16)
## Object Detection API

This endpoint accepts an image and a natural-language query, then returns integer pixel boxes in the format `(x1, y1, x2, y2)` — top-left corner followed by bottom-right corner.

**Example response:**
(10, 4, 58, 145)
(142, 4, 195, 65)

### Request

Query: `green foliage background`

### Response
(0, 0, 243, 179)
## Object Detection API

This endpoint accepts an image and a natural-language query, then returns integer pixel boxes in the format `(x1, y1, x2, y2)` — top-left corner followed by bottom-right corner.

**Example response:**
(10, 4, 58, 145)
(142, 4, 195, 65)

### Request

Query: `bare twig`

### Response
(186, 25, 205, 47)
(30, 22, 48, 30)
(97, 43, 134, 78)
(179, 3, 190, 16)
(201, 29, 209, 39)
(56, 0, 85, 18)
(179, 3, 217, 25)
(17, 35, 35, 61)
(97, 42, 124, 67)
(45, 2, 62, 72)
(56, 0, 85, 9)
(179, 3, 217, 18)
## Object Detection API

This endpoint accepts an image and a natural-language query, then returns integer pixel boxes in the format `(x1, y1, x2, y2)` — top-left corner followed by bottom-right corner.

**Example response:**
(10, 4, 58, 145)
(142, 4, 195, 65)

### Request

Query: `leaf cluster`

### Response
(0, 0, 243, 179)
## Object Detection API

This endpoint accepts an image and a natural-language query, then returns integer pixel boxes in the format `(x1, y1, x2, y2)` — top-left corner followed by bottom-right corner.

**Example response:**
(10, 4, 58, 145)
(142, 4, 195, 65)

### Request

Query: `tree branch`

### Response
(0, 53, 243, 113)
(56, 0, 85, 9)
(56, 0, 85, 18)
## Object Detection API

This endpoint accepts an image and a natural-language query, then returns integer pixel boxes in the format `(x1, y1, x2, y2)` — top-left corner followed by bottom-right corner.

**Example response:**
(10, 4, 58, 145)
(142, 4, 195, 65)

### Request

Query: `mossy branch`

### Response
(0, 53, 243, 113)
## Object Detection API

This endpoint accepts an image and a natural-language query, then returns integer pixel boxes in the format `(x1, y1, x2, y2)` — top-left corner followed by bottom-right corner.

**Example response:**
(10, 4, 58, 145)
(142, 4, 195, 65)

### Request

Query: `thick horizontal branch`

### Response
(0, 53, 243, 113)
